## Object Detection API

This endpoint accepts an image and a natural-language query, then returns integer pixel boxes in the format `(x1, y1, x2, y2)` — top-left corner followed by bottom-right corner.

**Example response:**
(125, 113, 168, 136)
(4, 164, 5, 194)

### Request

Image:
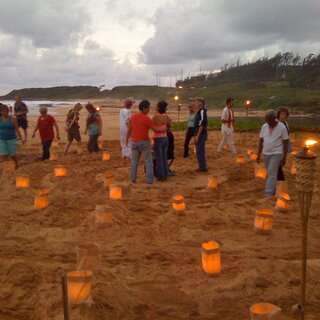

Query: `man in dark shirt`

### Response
(194, 97, 208, 172)
(14, 94, 28, 142)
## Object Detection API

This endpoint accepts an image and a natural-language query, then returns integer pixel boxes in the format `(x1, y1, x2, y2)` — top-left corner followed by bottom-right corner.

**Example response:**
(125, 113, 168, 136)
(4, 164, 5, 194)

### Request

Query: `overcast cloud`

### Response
(0, 0, 320, 94)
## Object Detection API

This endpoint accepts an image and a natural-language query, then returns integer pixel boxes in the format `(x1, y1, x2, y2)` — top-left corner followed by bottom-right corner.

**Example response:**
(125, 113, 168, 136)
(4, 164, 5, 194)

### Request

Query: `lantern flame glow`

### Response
(305, 140, 317, 147)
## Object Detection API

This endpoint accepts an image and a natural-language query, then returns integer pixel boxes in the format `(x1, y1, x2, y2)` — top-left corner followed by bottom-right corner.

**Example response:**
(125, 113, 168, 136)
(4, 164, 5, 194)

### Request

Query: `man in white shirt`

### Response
(217, 97, 236, 155)
(257, 110, 289, 196)
(119, 99, 133, 159)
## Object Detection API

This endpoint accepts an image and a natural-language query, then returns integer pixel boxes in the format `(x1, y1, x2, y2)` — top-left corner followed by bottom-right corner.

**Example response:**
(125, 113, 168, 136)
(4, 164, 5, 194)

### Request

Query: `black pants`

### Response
(88, 134, 99, 152)
(277, 165, 285, 181)
(42, 140, 52, 160)
(183, 127, 194, 158)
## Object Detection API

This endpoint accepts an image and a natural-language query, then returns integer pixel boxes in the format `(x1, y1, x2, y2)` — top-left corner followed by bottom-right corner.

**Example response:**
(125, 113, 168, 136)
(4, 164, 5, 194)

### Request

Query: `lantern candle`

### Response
(50, 152, 59, 161)
(54, 165, 67, 177)
(67, 271, 93, 305)
(95, 205, 112, 226)
(172, 195, 186, 211)
(254, 209, 274, 234)
(235, 154, 245, 164)
(207, 177, 218, 189)
(109, 185, 122, 200)
(250, 152, 258, 161)
(201, 241, 221, 276)
(52, 140, 59, 148)
(3, 161, 15, 172)
(250, 303, 282, 320)
(102, 151, 110, 161)
(291, 162, 297, 175)
(275, 192, 290, 212)
(77, 243, 101, 271)
(34, 189, 49, 209)
(255, 165, 267, 179)
(103, 172, 115, 187)
(15, 174, 30, 188)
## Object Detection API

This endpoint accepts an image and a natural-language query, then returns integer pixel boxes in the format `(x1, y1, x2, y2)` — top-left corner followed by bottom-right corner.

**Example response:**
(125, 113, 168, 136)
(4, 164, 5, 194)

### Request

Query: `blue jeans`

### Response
(196, 133, 207, 170)
(42, 140, 52, 160)
(131, 140, 153, 184)
(264, 153, 283, 196)
(154, 137, 169, 180)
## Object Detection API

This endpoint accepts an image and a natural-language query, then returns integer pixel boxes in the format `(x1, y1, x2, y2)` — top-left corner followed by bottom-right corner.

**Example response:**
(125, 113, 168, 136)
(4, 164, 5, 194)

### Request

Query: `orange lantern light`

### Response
(291, 162, 297, 175)
(250, 303, 281, 320)
(235, 154, 245, 164)
(201, 241, 221, 276)
(255, 165, 267, 179)
(247, 149, 253, 156)
(250, 152, 258, 161)
(172, 195, 186, 211)
(54, 165, 67, 177)
(77, 243, 101, 271)
(52, 140, 59, 148)
(102, 151, 110, 161)
(34, 189, 49, 209)
(67, 271, 93, 305)
(95, 205, 112, 226)
(50, 152, 59, 161)
(103, 172, 115, 187)
(254, 209, 274, 234)
(109, 185, 122, 200)
(207, 177, 218, 189)
(275, 192, 290, 212)
(15, 174, 30, 188)
(3, 161, 15, 172)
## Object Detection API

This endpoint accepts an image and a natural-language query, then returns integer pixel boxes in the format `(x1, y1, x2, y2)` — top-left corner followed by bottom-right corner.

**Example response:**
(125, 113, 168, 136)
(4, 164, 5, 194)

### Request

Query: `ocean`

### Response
(0, 100, 78, 116)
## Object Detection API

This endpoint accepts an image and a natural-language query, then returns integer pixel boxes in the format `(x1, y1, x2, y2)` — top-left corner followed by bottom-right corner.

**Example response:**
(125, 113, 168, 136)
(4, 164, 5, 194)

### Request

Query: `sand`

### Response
(0, 101, 320, 320)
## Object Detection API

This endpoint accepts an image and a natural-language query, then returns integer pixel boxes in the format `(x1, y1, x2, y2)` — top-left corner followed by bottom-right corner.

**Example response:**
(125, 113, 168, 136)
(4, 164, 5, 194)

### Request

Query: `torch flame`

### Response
(96, 106, 101, 111)
(174, 96, 179, 101)
(305, 140, 318, 147)
(246, 100, 251, 105)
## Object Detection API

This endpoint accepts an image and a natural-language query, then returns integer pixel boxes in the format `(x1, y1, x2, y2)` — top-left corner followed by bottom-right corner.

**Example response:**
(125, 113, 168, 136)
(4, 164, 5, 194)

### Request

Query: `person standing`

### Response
(217, 97, 237, 155)
(0, 105, 23, 167)
(183, 104, 195, 158)
(194, 98, 208, 172)
(84, 103, 102, 153)
(257, 110, 289, 197)
(119, 99, 133, 160)
(152, 100, 171, 181)
(14, 95, 28, 142)
(64, 103, 82, 155)
(32, 106, 60, 160)
(126, 100, 165, 184)
(276, 106, 292, 181)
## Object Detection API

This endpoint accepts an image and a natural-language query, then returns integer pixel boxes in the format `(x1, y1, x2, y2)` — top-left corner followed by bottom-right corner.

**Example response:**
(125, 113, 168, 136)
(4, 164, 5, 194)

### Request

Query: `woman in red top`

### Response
(32, 106, 60, 160)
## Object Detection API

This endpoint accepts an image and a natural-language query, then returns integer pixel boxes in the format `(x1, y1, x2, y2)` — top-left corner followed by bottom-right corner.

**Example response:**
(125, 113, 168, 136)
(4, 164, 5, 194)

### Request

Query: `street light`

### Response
(293, 139, 317, 319)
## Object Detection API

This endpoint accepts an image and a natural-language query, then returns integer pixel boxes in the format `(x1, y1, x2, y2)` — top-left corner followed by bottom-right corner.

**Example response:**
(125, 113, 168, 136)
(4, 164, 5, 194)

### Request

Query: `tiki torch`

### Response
(174, 95, 180, 135)
(245, 100, 250, 116)
(294, 139, 317, 319)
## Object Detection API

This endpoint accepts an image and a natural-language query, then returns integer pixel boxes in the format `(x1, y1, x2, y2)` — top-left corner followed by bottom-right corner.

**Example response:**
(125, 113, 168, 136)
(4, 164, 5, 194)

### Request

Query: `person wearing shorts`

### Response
(84, 103, 102, 153)
(64, 103, 82, 155)
(14, 95, 28, 142)
(0, 105, 23, 168)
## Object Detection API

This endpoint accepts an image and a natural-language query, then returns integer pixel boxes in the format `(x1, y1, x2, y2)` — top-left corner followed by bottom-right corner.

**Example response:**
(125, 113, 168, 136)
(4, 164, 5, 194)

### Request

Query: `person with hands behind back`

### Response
(257, 109, 288, 197)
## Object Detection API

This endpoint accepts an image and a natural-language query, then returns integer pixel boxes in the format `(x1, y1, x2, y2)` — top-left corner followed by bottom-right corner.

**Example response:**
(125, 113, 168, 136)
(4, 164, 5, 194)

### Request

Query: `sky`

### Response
(0, 0, 320, 95)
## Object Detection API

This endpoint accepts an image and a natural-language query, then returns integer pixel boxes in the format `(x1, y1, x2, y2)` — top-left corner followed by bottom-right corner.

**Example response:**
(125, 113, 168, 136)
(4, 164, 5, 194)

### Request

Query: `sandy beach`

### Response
(0, 101, 319, 319)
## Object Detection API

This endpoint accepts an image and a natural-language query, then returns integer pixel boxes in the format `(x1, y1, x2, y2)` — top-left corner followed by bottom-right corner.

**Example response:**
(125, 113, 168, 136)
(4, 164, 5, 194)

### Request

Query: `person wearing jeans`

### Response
(126, 100, 165, 184)
(257, 110, 289, 196)
(194, 97, 208, 172)
(152, 100, 171, 181)
(32, 106, 60, 160)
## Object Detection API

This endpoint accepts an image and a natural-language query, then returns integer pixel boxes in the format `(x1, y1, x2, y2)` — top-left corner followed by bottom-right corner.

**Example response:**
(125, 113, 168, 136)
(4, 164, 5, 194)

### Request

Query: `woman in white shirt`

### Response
(120, 99, 133, 159)
(257, 110, 289, 196)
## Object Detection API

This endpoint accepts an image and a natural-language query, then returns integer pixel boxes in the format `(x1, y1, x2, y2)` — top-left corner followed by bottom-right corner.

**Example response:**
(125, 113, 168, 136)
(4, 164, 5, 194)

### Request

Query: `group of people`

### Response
(0, 96, 103, 167)
(1, 94, 292, 197)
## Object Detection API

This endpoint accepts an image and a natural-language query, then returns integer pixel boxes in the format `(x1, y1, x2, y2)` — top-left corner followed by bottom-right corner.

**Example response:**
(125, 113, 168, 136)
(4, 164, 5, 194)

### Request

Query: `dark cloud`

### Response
(141, 0, 320, 65)
(0, 0, 90, 47)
